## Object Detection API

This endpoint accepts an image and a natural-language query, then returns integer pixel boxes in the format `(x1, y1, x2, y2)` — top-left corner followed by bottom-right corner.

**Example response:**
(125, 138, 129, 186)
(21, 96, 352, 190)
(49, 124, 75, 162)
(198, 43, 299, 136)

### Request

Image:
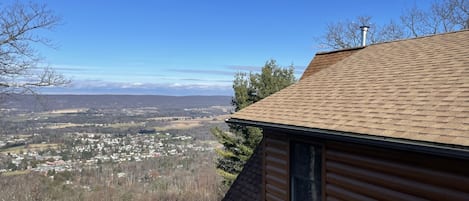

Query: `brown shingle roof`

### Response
(300, 47, 362, 80)
(231, 30, 469, 147)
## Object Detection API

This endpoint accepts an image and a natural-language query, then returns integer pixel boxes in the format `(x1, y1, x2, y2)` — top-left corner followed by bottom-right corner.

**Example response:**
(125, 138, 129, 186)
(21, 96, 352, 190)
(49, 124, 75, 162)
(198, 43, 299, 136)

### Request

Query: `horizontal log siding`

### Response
(264, 133, 289, 201)
(325, 142, 469, 201)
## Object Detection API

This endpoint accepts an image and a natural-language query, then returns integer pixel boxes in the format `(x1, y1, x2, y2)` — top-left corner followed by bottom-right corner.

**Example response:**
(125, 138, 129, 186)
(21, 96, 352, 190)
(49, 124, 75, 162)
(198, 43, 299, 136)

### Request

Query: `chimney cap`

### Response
(360, 25, 369, 47)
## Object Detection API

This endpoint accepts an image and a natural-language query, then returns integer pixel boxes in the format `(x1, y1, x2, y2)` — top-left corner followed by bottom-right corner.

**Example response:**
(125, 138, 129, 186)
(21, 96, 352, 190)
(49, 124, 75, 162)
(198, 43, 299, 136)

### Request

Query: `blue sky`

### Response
(10, 0, 431, 95)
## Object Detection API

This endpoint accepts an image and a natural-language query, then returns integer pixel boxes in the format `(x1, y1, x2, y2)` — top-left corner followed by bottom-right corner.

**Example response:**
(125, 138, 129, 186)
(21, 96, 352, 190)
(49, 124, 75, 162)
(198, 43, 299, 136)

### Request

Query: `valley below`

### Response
(0, 95, 232, 201)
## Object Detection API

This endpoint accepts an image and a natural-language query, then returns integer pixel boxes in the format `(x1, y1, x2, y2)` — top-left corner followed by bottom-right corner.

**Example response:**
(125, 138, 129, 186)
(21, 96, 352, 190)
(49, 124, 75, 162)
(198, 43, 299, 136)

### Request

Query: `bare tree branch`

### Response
(320, 16, 374, 49)
(401, 0, 469, 37)
(0, 2, 68, 98)
(377, 20, 405, 42)
(320, 0, 469, 50)
(320, 16, 405, 50)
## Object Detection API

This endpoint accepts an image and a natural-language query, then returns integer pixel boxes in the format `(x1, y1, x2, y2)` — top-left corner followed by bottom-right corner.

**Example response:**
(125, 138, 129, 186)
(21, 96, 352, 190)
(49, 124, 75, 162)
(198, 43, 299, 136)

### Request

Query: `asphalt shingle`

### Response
(232, 30, 469, 147)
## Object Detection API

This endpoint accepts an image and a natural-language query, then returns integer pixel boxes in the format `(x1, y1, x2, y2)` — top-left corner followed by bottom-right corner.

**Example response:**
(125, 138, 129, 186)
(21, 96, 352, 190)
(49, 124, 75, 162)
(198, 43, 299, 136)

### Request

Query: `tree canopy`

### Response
(213, 59, 296, 186)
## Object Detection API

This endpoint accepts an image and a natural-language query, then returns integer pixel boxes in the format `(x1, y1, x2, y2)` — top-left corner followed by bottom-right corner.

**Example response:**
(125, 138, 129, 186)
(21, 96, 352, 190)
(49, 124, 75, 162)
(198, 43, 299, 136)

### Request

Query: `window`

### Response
(290, 142, 322, 201)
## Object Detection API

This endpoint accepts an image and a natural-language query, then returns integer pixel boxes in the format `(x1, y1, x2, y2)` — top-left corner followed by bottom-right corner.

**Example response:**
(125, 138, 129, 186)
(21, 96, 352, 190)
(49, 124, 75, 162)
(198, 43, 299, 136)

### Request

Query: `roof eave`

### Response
(227, 118, 469, 160)
(315, 46, 365, 55)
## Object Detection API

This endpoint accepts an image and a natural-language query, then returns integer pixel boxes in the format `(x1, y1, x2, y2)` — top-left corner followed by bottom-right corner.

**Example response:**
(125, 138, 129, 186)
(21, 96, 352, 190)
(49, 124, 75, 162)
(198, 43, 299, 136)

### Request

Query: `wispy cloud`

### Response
(179, 78, 232, 83)
(168, 69, 234, 76)
(42, 79, 232, 96)
(50, 64, 167, 83)
(69, 79, 231, 90)
(225, 65, 261, 71)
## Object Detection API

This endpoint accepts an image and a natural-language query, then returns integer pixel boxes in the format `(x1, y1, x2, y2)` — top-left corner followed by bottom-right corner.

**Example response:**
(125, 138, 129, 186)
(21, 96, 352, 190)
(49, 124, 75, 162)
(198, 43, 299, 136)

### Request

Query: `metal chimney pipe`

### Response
(360, 25, 369, 46)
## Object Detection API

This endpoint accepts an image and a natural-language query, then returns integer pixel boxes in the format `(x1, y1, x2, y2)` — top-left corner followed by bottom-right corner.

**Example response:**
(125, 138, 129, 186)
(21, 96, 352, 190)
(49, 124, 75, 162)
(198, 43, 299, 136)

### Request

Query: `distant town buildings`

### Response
(0, 132, 213, 174)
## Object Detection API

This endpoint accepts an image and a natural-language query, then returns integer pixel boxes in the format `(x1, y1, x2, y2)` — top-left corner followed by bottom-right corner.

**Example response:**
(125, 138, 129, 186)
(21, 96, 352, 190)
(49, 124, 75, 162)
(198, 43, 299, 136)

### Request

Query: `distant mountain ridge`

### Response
(2, 94, 232, 112)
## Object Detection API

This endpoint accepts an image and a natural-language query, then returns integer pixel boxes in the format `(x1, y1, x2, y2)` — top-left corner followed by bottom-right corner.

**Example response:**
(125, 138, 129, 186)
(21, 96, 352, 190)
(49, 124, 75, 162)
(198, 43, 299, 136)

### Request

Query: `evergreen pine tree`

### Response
(213, 59, 296, 186)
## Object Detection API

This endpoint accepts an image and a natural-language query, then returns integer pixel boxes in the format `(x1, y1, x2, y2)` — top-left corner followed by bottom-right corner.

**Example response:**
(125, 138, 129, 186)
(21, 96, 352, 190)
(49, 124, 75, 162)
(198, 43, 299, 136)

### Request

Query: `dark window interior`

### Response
(291, 142, 322, 201)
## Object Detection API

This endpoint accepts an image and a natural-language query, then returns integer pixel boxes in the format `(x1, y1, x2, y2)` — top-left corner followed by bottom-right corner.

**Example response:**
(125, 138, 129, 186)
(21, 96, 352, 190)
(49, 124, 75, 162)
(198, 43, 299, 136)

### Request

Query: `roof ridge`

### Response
(315, 47, 365, 55)
(317, 29, 469, 55)
(368, 29, 469, 47)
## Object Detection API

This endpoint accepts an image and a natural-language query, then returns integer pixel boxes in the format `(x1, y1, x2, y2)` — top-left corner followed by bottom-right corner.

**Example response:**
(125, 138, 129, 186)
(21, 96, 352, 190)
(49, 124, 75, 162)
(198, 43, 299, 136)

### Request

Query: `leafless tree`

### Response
(320, 16, 406, 49)
(0, 2, 68, 97)
(321, 16, 371, 49)
(377, 20, 406, 42)
(401, 0, 468, 37)
(320, 0, 469, 50)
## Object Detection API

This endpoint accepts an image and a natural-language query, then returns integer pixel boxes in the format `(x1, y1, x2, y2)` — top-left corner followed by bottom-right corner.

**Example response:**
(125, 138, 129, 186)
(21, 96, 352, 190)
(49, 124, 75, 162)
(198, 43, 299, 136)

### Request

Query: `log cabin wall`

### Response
(324, 141, 469, 201)
(263, 130, 290, 201)
(262, 129, 469, 201)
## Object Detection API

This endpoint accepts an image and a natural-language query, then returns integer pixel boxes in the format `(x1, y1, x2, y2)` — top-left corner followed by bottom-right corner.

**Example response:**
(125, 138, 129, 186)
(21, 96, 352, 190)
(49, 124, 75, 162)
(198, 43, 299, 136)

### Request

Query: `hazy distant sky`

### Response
(8, 0, 431, 95)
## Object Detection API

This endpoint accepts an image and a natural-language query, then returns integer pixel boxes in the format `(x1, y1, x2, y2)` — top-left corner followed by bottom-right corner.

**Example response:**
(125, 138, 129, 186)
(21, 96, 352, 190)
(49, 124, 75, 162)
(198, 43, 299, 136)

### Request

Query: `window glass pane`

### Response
(291, 142, 321, 201)
(292, 177, 317, 201)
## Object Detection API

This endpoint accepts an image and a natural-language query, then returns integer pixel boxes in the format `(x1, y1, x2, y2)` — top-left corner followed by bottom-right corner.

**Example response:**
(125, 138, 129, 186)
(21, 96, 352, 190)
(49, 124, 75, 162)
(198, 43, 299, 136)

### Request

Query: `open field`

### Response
(0, 143, 60, 154)
(46, 123, 92, 129)
(154, 115, 229, 131)
(49, 108, 88, 114)
(155, 120, 203, 131)
(7, 112, 64, 122)
(42, 115, 229, 131)
(1, 170, 31, 176)
(36, 113, 65, 118)
(106, 122, 145, 128)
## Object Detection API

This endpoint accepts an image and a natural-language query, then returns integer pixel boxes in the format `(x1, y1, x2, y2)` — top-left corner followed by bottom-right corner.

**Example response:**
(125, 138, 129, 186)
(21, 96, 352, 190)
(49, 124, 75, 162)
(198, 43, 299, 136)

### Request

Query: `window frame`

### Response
(289, 140, 324, 201)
